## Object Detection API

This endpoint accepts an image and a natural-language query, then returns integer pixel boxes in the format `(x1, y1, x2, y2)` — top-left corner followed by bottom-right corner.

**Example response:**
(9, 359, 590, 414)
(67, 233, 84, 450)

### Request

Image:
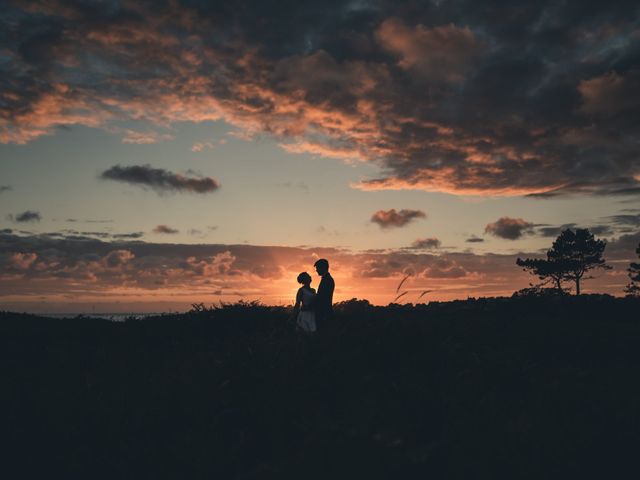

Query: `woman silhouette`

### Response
(292, 272, 317, 333)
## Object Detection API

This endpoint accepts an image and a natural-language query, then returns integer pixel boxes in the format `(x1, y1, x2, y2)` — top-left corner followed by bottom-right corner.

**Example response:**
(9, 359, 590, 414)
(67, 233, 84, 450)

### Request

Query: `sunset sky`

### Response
(1, 0, 639, 312)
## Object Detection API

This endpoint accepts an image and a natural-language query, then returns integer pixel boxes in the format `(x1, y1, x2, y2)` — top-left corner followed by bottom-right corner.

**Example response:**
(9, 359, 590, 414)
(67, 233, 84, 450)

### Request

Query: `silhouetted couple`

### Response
(292, 258, 334, 333)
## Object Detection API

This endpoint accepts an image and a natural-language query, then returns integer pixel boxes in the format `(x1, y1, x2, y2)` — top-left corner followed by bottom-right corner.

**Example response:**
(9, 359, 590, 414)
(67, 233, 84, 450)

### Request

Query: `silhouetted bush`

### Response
(333, 298, 373, 314)
(512, 286, 569, 297)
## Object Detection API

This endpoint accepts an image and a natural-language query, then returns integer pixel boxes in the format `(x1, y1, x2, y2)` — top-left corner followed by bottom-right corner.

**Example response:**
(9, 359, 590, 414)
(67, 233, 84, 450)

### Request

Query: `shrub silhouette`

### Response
(3, 296, 640, 479)
(512, 286, 569, 298)
(334, 297, 373, 314)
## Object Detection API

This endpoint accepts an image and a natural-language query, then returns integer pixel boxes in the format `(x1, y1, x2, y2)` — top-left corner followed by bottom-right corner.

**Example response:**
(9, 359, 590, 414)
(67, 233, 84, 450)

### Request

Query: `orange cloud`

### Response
(0, 83, 111, 144)
(121, 130, 174, 144)
(11, 253, 38, 270)
(370, 209, 427, 229)
(3, 3, 640, 197)
(279, 140, 366, 162)
(353, 169, 563, 197)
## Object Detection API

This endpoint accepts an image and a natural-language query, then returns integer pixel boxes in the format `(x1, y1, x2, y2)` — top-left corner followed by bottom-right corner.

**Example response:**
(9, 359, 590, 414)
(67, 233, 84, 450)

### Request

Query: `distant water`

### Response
(40, 313, 167, 322)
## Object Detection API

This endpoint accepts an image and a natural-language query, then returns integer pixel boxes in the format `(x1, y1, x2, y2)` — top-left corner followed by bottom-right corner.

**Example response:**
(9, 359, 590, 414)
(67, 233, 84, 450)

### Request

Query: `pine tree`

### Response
(517, 228, 610, 295)
(625, 242, 640, 297)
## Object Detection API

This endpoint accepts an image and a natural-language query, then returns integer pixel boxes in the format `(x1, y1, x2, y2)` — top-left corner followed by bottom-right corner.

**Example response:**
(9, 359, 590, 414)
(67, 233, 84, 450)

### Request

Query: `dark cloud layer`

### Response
(66, 218, 114, 224)
(2, 1, 639, 197)
(0, 186, 12, 195)
(537, 223, 578, 237)
(100, 165, 220, 194)
(608, 214, 640, 227)
(485, 217, 535, 240)
(371, 209, 426, 229)
(45, 230, 144, 240)
(466, 236, 485, 243)
(8, 210, 42, 223)
(112, 232, 144, 239)
(537, 223, 614, 237)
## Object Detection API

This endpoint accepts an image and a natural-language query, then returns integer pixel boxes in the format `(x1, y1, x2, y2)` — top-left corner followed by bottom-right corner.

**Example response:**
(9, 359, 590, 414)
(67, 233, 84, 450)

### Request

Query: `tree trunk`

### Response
(575, 277, 580, 295)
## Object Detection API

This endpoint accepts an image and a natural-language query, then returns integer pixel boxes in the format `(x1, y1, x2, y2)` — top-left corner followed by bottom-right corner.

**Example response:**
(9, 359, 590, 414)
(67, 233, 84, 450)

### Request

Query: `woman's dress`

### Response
(297, 288, 317, 333)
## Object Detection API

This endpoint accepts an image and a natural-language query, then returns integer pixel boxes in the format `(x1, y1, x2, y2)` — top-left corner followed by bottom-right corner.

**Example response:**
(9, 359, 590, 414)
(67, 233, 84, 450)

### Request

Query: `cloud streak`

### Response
(99, 165, 220, 194)
(52, 229, 144, 240)
(466, 236, 485, 243)
(536, 223, 613, 238)
(8, 211, 42, 223)
(121, 130, 174, 145)
(153, 225, 179, 234)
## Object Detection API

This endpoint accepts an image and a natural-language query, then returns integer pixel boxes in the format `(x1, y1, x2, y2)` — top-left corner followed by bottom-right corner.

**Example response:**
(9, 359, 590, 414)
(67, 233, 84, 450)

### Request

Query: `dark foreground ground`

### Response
(2, 296, 640, 479)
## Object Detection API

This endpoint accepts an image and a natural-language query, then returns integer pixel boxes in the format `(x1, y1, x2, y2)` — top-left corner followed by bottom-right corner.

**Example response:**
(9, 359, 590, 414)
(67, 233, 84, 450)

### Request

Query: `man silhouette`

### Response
(314, 258, 334, 331)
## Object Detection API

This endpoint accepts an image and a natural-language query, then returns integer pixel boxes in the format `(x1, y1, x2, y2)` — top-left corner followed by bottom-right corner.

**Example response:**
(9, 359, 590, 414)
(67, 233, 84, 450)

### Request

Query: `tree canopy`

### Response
(516, 257, 566, 291)
(625, 243, 640, 297)
(517, 228, 610, 295)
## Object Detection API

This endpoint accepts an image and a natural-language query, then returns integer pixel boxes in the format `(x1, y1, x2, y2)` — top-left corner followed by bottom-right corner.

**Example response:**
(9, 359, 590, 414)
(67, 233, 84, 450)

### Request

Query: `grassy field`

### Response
(2, 296, 640, 478)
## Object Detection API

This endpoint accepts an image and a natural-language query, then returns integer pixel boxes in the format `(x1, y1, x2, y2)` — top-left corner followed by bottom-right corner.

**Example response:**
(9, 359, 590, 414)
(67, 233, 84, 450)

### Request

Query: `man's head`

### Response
(314, 258, 329, 276)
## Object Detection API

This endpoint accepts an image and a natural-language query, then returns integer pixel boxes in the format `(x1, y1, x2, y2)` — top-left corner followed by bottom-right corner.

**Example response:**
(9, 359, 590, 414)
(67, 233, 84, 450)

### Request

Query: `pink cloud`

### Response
(11, 253, 38, 270)
(122, 130, 174, 144)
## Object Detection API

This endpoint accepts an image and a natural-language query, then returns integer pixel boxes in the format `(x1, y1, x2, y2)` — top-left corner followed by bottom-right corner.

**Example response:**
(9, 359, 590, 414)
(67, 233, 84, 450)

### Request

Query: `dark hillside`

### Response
(2, 296, 640, 479)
